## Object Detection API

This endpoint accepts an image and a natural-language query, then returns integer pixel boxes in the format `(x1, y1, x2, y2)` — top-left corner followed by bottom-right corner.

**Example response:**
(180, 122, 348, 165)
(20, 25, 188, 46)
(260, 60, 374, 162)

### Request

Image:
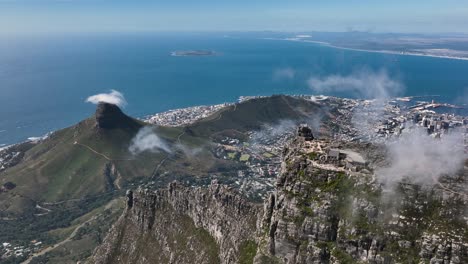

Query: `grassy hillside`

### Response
(0, 95, 329, 263)
(0, 114, 170, 214)
(0, 95, 326, 215)
(188, 95, 325, 139)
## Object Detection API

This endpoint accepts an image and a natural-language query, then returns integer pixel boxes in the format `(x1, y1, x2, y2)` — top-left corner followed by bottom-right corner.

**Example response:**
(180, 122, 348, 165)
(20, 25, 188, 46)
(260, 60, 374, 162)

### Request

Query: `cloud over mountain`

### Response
(86, 90, 127, 107)
(129, 126, 172, 155)
(377, 129, 465, 188)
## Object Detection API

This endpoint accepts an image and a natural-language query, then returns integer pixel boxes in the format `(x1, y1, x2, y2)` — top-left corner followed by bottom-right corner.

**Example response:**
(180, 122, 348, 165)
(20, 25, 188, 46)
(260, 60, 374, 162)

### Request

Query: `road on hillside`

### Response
(22, 215, 97, 264)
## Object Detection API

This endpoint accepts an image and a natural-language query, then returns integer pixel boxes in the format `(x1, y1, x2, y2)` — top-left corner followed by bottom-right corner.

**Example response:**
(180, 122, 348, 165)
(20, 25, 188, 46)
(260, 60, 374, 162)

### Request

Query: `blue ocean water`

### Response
(1, 32, 468, 146)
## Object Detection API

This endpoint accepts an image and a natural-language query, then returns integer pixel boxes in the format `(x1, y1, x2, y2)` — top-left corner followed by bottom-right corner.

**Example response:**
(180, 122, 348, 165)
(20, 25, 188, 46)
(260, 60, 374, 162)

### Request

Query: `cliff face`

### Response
(95, 102, 142, 130)
(91, 136, 468, 264)
(254, 138, 468, 264)
(90, 181, 260, 264)
(254, 140, 382, 263)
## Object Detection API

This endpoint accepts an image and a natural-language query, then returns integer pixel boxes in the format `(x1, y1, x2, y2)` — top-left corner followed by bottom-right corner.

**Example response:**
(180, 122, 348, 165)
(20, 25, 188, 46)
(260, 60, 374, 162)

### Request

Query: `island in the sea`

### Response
(170, 50, 217, 56)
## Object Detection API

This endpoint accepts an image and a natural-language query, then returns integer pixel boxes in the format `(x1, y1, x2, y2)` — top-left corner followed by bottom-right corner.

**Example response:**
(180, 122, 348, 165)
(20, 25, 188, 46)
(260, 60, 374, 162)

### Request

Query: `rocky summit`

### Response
(2, 95, 466, 263)
(95, 102, 142, 130)
(90, 130, 468, 263)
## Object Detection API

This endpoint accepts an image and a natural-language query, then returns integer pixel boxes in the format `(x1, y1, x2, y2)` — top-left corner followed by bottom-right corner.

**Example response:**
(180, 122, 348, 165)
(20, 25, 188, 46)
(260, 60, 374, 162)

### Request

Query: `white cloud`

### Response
(307, 69, 404, 99)
(251, 119, 297, 143)
(86, 90, 127, 107)
(129, 126, 172, 155)
(376, 129, 465, 188)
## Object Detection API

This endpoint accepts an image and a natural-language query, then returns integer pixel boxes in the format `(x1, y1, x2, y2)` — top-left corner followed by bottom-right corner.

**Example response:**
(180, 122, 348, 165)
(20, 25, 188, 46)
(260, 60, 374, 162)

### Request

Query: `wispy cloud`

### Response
(175, 143, 203, 157)
(86, 90, 127, 107)
(377, 129, 465, 188)
(129, 126, 172, 155)
(307, 69, 404, 99)
(273, 67, 295, 80)
(250, 119, 296, 143)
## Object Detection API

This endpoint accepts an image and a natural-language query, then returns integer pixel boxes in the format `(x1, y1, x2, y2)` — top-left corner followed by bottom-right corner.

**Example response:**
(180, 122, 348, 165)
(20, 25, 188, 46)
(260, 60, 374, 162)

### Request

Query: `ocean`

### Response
(1, 32, 468, 146)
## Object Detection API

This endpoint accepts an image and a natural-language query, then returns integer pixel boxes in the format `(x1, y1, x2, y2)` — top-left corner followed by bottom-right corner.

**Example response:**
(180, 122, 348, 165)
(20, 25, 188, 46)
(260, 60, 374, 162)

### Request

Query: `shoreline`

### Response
(2, 94, 463, 149)
(262, 37, 468, 61)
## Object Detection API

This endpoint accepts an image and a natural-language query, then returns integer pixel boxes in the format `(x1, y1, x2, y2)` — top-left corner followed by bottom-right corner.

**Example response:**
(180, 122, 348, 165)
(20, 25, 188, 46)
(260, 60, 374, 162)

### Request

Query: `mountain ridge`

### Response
(0, 95, 331, 264)
(89, 129, 468, 264)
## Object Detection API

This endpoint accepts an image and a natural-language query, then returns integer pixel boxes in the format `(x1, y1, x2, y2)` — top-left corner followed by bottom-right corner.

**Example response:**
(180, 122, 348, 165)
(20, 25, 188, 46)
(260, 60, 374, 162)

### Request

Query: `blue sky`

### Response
(1, 0, 468, 34)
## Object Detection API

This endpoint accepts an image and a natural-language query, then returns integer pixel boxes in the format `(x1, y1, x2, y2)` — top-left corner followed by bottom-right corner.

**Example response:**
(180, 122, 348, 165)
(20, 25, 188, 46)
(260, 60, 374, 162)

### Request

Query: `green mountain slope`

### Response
(0, 96, 328, 216)
(0, 104, 170, 215)
(188, 95, 325, 139)
(0, 95, 331, 263)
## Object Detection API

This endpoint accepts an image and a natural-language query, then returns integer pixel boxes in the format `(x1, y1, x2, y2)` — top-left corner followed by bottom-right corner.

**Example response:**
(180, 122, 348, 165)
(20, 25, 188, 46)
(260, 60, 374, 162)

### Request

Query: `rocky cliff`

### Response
(254, 137, 468, 264)
(89, 181, 260, 264)
(91, 135, 468, 264)
(95, 102, 142, 130)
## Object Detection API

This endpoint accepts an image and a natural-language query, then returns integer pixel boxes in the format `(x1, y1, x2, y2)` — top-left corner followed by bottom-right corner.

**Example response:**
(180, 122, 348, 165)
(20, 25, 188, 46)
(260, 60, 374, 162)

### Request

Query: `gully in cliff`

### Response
(126, 190, 133, 208)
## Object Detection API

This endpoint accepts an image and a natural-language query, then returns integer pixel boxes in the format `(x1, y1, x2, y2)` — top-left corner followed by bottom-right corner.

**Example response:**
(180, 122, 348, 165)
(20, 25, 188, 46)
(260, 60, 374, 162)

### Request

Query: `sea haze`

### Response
(1, 32, 468, 146)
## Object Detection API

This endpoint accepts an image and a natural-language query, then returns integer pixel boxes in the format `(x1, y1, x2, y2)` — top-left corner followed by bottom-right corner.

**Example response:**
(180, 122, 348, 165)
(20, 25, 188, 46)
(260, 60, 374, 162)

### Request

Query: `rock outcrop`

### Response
(297, 124, 314, 141)
(91, 135, 468, 264)
(95, 102, 142, 130)
(90, 181, 260, 264)
(254, 138, 468, 264)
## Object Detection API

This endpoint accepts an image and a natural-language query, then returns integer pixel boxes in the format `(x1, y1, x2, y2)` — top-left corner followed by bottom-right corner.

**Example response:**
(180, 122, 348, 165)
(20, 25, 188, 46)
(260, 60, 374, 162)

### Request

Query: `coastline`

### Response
(0, 133, 52, 152)
(262, 37, 468, 61)
(2, 94, 462, 148)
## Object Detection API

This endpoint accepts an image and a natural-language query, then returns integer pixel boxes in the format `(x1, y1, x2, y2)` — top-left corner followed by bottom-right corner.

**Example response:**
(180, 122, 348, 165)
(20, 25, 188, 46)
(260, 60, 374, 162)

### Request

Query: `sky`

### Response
(1, 0, 468, 34)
